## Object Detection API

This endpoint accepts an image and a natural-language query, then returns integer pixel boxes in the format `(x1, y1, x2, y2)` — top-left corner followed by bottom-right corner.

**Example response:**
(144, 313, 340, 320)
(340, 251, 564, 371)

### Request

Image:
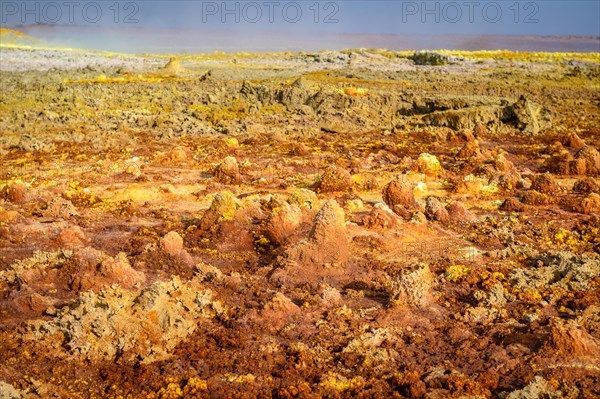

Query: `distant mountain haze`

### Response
(1, 1, 598, 53)
(5, 24, 599, 53)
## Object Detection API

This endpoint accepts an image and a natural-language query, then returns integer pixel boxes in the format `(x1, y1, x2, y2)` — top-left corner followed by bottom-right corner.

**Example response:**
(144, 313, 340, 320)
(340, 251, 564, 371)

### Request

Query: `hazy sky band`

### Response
(1, 0, 599, 36)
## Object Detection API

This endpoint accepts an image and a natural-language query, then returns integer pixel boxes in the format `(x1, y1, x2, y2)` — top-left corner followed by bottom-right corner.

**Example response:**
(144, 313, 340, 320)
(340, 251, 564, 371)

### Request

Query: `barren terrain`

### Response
(1, 31, 599, 398)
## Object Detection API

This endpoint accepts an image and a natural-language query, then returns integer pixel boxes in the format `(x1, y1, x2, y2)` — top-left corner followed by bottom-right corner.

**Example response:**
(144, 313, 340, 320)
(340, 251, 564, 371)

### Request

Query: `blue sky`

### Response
(2, 1, 599, 36)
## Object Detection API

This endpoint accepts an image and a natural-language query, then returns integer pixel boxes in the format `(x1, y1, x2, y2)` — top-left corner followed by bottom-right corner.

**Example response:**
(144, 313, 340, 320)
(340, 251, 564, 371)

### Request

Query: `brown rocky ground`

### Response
(0, 44, 599, 398)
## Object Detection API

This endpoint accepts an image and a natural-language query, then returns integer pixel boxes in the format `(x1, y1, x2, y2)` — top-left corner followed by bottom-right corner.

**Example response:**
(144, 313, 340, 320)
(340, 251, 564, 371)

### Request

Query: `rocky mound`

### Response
(26, 276, 225, 363)
(214, 156, 240, 184)
(382, 177, 415, 219)
(390, 263, 435, 308)
(316, 167, 353, 193)
(161, 58, 185, 76)
(276, 200, 349, 273)
(263, 197, 303, 245)
(510, 252, 600, 295)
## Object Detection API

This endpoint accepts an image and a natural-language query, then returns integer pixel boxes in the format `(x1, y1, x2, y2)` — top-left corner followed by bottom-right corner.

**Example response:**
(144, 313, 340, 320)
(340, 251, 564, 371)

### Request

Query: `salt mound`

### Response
(562, 132, 585, 149)
(213, 156, 240, 184)
(316, 166, 353, 193)
(26, 276, 225, 363)
(382, 178, 415, 218)
(0, 250, 71, 286)
(510, 252, 600, 294)
(363, 203, 402, 229)
(198, 191, 240, 232)
(531, 174, 560, 195)
(390, 263, 435, 308)
(42, 197, 79, 219)
(575, 146, 600, 176)
(263, 198, 302, 245)
(425, 196, 449, 223)
(263, 292, 300, 314)
(576, 193, 600, 215)
(505, 376, 567, 399)
(98, 252, 145, 287)
(281, 200, 349, 269)
(542, 319, 600, 360)
(0, 381, 23, 399)
(416, 153, 443, 177)
(160, 231, 184, 257)
(161, 57, 184, 76)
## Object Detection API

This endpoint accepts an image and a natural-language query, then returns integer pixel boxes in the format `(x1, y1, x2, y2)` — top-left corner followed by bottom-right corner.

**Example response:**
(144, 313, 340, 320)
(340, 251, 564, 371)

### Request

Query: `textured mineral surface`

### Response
(0, 29, 599, 398)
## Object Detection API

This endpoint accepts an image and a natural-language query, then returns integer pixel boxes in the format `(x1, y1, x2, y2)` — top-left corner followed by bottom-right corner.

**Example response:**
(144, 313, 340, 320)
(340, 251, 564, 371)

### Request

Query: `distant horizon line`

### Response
(4, 25, 599, 54)
(6, 24, 600, 41)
